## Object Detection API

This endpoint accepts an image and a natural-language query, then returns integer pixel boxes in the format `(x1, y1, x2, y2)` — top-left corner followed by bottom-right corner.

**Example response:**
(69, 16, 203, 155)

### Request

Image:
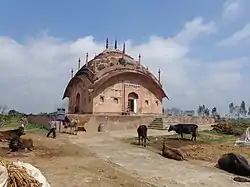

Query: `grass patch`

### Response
(25, 123, 46, 131)
(125, 129, 237, 147)
(180, 130, 236, 143)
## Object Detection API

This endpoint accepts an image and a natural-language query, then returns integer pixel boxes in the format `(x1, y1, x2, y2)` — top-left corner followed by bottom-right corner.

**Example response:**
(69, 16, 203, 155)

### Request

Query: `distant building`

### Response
(164, 108, 195, 116)
(182, 110, 195, 116)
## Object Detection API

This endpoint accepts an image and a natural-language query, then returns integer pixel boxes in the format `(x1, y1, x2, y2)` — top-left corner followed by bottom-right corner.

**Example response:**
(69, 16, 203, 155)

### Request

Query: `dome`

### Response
(86, 49, 140, 73)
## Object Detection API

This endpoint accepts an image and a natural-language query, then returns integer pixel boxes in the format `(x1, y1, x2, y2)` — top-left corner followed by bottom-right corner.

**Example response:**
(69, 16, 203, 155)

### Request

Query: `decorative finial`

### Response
(86, 53, 89, 64)
(138, 53, 141, 65)
(114, 39, 117, 49)
(158, 69, 161, 83)
(71, 68, 73, 78)
(122, 42, 125, 53)
(78, 58, 81, 70)
(106, 38, 109, 49)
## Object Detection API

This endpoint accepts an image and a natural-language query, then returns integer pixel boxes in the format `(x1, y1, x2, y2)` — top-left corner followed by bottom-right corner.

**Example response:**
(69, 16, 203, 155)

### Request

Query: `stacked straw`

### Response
(0, 159, 42, 187)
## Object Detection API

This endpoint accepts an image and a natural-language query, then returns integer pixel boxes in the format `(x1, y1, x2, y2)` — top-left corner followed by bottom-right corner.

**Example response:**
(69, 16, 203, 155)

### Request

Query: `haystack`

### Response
(0, 159, 50, 187)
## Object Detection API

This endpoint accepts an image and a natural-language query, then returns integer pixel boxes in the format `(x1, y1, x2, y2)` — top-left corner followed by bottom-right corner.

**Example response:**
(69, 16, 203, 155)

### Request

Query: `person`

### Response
(47, 116, 57, 138)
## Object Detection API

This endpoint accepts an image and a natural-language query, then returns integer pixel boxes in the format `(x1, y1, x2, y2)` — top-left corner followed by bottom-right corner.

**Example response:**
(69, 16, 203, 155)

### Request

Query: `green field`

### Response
(0, 115, 46, 131)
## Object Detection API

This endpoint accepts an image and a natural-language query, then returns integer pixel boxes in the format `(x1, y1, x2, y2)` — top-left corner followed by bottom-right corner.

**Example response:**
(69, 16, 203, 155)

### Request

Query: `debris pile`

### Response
(211, 121, 250, 136)
(0, 159, 42, 187)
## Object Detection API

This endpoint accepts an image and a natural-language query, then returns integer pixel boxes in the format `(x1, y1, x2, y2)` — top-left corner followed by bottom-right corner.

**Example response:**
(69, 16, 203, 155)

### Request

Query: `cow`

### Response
(162, 141, 187, 161)
(168, 124, 198, 141)
(216, 153, 250, 182)
(19, 138, 34, 151)
(63, 117, 78, 135)
(9, 136, 34, 152)
(9, 135, 21, 152)
(137, 125, 149, 147)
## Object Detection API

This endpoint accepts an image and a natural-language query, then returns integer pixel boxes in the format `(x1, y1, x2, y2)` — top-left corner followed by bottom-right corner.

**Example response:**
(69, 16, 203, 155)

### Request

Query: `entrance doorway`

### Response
(74, 93, 80, 114)
(128, 92, 139, 113)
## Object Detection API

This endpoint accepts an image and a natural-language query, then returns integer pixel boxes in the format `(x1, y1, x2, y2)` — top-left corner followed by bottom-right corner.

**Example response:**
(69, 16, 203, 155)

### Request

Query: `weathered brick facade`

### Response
(63, 39, 168, 115)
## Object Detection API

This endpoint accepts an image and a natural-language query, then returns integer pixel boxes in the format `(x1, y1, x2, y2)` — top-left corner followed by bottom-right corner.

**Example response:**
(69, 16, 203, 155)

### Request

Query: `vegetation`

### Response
(118, 58, 133, 66)
(0, 114, 45, 131)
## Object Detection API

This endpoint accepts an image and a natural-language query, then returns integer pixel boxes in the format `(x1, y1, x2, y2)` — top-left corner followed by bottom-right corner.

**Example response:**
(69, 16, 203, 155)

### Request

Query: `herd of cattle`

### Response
(1, 121, 250, 182)
(137, 123, 250, 182)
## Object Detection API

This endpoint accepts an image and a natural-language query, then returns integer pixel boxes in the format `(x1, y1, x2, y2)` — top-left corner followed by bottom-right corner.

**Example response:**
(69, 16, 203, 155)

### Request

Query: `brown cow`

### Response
(162, 141, 187, 161)
(137, 125, 149, 147)
(19, 138, 34, 151)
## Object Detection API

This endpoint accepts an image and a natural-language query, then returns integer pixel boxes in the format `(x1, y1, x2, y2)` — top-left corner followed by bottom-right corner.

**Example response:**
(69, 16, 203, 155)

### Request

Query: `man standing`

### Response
(47, 116, 57, 138)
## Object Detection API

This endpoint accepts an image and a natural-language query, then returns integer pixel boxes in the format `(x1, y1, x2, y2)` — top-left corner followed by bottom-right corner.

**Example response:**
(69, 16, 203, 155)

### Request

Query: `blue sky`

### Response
(0, 1, 224, 41)
(0, 0, 250, 114)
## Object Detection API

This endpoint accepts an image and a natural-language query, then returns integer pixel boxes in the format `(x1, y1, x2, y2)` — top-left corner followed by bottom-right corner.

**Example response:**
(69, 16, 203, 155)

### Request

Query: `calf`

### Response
(168, 124, 198, 141)
(137, 125, 148, 147)
(162, 141, 187, 161)
(19, 138, 34, 151)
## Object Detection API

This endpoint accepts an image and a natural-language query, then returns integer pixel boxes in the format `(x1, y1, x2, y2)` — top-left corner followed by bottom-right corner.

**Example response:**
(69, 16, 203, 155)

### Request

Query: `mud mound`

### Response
(211, 122, 250, 136)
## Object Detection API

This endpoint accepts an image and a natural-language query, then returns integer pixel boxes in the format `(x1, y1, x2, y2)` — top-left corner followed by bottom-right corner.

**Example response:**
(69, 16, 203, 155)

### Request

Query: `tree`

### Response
(240, 101, 247, 117)
(0, 105, 7, 114)
(197, 106, 202, 116)
(229, 102, 234, 114)
(204, 108, 210, 116)
(211, 107, 217, 117)
(248, 106, 250, 116)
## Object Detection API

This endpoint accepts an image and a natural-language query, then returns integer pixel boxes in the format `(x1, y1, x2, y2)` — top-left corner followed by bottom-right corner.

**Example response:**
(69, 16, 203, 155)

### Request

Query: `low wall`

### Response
(163, 116, 214, 125)
(69, 114, 215, 132)
(27, 114, 215, 133)
(27, 115, 50, 130)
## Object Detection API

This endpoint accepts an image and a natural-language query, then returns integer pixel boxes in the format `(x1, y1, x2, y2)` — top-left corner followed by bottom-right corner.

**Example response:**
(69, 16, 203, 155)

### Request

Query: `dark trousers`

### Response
(47, 128, 56, 138)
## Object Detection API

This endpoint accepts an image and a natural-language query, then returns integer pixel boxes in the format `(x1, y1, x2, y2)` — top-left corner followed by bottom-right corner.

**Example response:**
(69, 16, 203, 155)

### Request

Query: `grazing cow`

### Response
(217, 153, 250, 182)
(162, 141, 187, 161)
(9, 135, 21, 152)
(168, 124, 198, 141)
(137, 125, 148, 147)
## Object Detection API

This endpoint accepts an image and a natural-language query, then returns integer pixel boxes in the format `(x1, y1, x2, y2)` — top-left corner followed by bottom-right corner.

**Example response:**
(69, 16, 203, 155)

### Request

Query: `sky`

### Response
(0, 0, 250, 115)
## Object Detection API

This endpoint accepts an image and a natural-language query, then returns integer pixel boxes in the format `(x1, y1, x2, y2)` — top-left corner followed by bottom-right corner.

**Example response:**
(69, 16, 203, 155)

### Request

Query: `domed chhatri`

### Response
(63, 38, 168, 115)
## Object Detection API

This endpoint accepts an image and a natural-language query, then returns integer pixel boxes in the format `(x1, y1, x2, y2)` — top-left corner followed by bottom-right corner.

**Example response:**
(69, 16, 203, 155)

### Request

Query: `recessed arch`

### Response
(127, 92, 139, 113)
(74, 93, 80, 114)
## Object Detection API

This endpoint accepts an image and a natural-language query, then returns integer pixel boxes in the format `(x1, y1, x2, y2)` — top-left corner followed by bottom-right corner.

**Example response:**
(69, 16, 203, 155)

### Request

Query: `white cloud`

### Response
(222, 0, 244, 21)
(217, 23, 250, 46)
(0, 17, 249, 115)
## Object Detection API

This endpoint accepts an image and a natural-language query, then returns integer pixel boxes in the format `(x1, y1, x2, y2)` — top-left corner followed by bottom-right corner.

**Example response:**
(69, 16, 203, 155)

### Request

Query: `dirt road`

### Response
(68, 128, 249, 187)
(0, 131, 151, 187)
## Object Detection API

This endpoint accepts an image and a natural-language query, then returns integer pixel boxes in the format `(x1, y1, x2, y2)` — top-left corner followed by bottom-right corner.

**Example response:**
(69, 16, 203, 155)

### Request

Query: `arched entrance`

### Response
(128, 92, 139, 113)
(74, 93, 80, 114)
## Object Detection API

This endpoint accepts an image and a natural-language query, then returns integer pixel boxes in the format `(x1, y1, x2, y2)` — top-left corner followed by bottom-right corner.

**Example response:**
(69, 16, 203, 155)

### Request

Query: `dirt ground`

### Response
(0, 130, 151, 187)
(127, 130, 250, 163)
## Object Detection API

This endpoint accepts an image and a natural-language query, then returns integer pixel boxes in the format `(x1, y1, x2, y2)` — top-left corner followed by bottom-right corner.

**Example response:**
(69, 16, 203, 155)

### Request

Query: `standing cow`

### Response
(62, 117, 78, 135)
(168, 124, 198, 141)
(137, 125, 149, 147)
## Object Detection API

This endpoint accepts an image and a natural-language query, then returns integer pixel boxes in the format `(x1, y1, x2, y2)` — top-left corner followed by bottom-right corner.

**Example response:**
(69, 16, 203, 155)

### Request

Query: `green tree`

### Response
(240, 101, 247, 117)
(211, 107, 217, 117)
(204, 108, 210, 116)
(229, 102, 234, 114)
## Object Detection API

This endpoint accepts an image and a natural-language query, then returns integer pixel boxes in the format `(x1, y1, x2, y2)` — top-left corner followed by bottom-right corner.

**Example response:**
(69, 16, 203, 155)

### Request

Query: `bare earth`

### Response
(1, 124, 249, 187)
(0, 131, 151, 187)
